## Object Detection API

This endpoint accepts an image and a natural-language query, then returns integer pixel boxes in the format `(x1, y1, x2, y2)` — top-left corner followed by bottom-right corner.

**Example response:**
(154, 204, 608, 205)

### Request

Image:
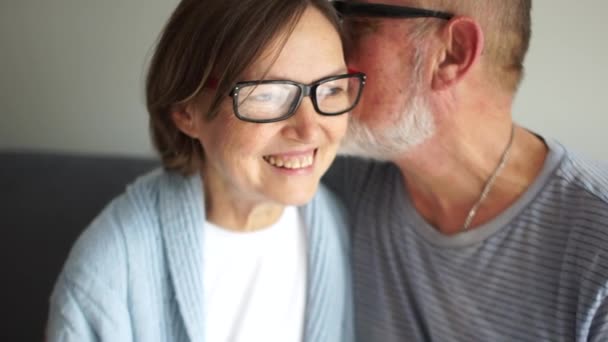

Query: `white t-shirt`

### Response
(203, 206, 307, 342)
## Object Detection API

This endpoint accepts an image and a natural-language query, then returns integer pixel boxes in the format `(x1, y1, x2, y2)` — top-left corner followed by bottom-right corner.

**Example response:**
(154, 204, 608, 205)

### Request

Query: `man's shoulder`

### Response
(553, 152, 608, 305)
(538, 146, 608, 263)
(331, 154, 380, 170)
(328, 155, 397, 183)
(554, 147, 608, 207)
(323, 156, 399, 211)
(324, 156, 397, 198)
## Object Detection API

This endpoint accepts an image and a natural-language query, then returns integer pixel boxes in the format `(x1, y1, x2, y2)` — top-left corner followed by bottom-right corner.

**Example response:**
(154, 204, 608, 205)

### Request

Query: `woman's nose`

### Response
(282, 98, 320, 143)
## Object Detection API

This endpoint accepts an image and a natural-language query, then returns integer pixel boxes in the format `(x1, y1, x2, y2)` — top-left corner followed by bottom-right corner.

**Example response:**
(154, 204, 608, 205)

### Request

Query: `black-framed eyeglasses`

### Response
(228, 72, 366, 123)
(331, 1, 453, 20)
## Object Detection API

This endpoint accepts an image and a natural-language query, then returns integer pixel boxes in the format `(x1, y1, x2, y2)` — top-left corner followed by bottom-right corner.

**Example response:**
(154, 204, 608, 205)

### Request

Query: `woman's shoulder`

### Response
(303, 183, 351, 245)
(314, 183, 347, 211)
(58, 169, 171, 288)
(48, 169, 198, 338)
(48, 169, 173, 341)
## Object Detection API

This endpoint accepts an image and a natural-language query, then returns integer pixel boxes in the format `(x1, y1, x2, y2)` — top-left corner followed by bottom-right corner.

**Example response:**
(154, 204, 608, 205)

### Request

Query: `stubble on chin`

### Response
(338, 94, 435, 161)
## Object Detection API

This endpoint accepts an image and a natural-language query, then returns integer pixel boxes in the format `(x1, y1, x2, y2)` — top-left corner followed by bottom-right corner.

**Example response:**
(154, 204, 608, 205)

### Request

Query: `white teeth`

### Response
(264, 153, 315, 169)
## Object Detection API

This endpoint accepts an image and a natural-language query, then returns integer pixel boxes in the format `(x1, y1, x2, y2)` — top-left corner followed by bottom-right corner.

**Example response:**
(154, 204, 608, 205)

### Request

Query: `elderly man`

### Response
(325, 1, 608, 341)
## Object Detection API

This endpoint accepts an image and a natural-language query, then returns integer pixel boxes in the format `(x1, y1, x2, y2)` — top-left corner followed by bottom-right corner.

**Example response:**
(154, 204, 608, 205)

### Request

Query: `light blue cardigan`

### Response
(47, 169, 353, 342)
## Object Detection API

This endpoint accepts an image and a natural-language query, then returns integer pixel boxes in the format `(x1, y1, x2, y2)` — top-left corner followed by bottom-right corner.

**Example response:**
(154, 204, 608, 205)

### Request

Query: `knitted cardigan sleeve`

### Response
(46, 197, 133, 342)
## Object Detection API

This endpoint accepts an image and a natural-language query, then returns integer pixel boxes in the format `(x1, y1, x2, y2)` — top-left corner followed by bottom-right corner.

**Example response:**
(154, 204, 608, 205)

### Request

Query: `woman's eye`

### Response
(251, 93, 275, 102)
(318, 81, 348, 98)
(323, 87, 344, 96)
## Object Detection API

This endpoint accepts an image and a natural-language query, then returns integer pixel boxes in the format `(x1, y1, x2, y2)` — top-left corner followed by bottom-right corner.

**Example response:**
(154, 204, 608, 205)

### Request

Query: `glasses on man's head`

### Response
(227, 72, 366, 123)
(331, 1, 453, 20)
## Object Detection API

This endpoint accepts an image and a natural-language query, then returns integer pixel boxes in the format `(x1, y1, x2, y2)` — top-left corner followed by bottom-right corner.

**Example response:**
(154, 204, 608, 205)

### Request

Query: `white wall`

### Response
(0, 0, 177, 156)
(1, 1, 606, 160)
(513, 0, 608, 161)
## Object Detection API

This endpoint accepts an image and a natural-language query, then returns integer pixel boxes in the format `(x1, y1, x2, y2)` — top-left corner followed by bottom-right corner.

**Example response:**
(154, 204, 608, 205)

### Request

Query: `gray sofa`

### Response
(0, 150, 157, 341)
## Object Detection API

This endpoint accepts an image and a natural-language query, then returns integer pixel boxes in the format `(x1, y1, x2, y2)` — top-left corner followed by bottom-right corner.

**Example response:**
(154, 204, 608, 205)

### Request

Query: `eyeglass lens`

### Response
(235, 75, 362, 121)
(237, 84, 300, 121)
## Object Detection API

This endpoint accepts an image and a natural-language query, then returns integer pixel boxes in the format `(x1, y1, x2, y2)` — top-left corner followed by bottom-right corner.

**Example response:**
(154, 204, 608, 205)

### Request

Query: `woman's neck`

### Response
(199, 170, 285, 232)
(205, 198, 285, 232)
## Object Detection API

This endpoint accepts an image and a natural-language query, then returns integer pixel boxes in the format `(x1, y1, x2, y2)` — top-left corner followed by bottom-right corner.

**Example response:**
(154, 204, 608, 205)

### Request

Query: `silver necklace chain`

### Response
(461, 125, 515, 231)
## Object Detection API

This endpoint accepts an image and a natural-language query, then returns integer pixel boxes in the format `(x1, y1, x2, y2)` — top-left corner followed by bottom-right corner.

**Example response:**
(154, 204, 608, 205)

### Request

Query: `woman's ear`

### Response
(171, 103, 200, 139)
(432, 16, 484, 90)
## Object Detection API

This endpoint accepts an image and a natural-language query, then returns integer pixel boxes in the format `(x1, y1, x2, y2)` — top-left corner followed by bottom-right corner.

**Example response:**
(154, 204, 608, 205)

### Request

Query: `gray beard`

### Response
(339, 93, 435, 161)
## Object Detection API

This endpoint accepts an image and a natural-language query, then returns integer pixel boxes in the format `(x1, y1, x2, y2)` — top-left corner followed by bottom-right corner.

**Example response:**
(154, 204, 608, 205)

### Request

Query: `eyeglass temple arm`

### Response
(332, 1, 453, 20)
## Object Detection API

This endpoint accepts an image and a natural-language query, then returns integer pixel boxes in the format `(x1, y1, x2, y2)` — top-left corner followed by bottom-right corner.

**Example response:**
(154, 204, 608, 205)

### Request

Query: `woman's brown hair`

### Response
(146, 0, 343, 175)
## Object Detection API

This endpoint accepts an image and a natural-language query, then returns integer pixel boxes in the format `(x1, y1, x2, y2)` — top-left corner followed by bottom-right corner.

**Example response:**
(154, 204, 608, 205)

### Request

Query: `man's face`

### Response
(345, 11, 417, 128)
(340, 1, 436, 159)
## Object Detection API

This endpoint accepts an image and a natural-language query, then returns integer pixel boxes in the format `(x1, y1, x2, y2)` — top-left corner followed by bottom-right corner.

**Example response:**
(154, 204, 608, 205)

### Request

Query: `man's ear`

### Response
(171, 103, 200, 139)
(432, 16, 484, 90)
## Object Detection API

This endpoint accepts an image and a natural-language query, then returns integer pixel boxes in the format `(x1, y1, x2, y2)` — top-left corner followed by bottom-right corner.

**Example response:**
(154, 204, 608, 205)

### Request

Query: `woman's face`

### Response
(190, 6, 348, 207)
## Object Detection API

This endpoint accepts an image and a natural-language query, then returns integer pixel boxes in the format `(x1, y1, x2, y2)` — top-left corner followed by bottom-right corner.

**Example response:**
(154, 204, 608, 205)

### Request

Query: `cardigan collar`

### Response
(158, 171, 352, 342)
(159, 172, 206, 341)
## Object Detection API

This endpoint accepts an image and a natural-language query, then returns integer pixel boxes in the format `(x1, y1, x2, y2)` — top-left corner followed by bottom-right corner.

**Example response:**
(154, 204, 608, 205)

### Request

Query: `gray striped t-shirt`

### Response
(325, 138, 608, 341)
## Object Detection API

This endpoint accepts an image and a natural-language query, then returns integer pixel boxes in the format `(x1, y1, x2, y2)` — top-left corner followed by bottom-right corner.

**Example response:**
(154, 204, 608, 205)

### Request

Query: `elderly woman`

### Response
(45, 0, 365, 341)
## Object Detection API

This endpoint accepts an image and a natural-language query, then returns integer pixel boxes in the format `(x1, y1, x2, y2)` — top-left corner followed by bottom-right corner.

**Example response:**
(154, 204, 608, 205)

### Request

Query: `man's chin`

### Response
(338, 124, 404, 161)
(339, 112, 435, 160)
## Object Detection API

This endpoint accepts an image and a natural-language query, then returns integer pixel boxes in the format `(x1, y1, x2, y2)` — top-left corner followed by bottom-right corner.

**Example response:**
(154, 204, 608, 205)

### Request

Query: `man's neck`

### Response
(393, 124, 548, 235)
